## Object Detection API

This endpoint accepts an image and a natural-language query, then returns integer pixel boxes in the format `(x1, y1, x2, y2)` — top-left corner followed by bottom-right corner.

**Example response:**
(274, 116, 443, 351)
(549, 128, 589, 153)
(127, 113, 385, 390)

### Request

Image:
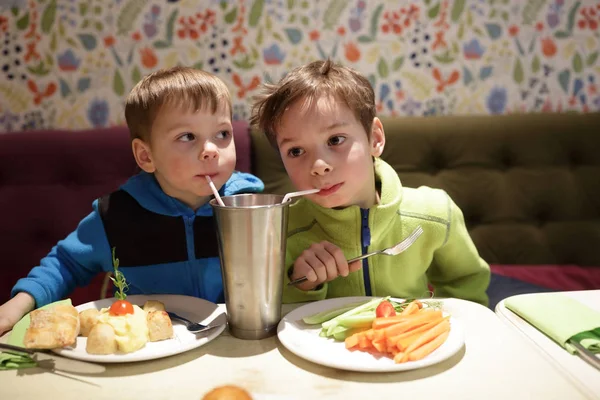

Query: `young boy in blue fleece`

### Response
(0, 66, 263, 335)
(251, 60, 490, 306)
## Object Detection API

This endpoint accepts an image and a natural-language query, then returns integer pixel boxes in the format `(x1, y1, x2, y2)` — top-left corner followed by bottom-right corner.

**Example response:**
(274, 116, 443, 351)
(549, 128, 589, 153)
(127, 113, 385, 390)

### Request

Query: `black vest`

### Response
(98, 190, 219, 267)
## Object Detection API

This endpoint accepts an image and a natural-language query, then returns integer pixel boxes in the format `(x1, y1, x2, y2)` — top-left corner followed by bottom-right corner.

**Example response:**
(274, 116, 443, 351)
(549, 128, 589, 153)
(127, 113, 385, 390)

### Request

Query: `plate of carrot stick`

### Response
(277, 296, 464, 372)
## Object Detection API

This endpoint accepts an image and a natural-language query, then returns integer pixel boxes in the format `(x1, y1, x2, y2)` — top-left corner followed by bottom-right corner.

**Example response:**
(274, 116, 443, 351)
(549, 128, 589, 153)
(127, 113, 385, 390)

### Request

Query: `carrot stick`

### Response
(372, 338, 386, 353)
(345, 333, 359, 349)
(372, 308, 439, 330)
(372, 329, 386, 341)
(399, 301, 419, 317)
(395, 331, 421, 352)
(404, 318, 450, 355)
(387, 316, 446, 348)
(376, 310, 442, 335)
(407, 331, 450, 362)
(358, 333, 371, 349)
(393, 351, 406, 363)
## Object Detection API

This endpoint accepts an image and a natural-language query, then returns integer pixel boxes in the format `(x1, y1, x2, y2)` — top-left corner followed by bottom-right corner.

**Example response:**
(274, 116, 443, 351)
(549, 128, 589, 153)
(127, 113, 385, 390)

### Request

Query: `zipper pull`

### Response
(361, 210, 371, 248)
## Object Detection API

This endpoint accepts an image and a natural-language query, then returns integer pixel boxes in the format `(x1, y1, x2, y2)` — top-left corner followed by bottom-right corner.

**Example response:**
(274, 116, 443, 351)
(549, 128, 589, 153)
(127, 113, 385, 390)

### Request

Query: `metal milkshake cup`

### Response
(210, 194, 289, 340)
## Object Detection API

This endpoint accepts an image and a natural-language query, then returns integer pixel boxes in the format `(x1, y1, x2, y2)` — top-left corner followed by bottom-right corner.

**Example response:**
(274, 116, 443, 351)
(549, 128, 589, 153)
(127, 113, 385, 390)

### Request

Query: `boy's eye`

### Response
(178, 133, 195, 142)
(216, 130, 231, 140)
(328, 135, 346, 146)
(287, 147, 305, 158)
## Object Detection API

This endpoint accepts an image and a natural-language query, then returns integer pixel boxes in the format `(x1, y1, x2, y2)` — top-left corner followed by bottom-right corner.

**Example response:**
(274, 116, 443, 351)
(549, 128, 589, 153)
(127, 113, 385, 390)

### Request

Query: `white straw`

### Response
(282, 188, 320, 204)
(205, 176, 225, 206)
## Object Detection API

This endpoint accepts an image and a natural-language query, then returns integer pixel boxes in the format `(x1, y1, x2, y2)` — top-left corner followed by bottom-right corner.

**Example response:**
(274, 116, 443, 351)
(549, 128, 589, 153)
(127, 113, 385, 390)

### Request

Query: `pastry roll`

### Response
(143, 300, 166, 313)
(86, 323, 118, 355)
(202, 385, 253, 400)
(79, 308, 100, 337)
(147, 311, 173, 342)
(24, 304, 80, 349)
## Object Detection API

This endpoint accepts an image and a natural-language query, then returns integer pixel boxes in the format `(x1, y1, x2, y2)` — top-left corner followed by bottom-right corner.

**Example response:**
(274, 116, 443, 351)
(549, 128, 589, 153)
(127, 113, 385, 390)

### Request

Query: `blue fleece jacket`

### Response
(11, 171, 264, 307)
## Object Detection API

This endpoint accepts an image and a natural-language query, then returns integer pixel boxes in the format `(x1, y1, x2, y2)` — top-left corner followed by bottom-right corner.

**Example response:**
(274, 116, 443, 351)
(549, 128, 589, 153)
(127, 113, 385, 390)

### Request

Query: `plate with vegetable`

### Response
(277, 296, 464, 372)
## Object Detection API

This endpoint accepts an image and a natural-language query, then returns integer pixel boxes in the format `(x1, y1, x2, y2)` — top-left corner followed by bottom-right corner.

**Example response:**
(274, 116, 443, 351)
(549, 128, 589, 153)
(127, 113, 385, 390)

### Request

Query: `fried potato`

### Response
(79, 308, 100, 337)
(143, 300, 166, 313)
(86, 323, 118, 355)
(147, 310, 173, 342)
(24, 304, 80, 349)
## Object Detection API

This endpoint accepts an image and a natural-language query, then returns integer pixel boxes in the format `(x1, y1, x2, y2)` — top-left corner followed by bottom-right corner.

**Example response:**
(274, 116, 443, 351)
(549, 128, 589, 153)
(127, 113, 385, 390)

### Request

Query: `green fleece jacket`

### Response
(283, 158, 490, 306)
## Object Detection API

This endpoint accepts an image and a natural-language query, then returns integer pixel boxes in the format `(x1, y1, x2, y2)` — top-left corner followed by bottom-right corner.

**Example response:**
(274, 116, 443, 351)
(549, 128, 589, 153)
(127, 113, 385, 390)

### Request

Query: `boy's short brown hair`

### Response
(250, 59, 375, 147)
(125, 66, 231, 142)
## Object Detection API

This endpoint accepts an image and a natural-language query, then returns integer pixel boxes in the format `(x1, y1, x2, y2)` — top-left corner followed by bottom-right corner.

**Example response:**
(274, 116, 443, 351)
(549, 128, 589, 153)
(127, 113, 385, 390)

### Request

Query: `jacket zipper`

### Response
(360, 209, 372, 296)
(184, 216, 199, 297)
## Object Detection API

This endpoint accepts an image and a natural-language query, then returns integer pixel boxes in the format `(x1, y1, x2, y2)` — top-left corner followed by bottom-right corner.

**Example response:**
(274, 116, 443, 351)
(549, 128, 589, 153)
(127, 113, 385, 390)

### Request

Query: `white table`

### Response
(496, 290, 600, 400)
(0, 298, 593, 400)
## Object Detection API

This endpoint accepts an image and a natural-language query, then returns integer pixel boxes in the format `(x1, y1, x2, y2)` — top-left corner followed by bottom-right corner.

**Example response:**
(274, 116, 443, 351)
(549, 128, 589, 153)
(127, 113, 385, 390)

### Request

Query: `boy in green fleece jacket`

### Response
(251, 60, 490, 306)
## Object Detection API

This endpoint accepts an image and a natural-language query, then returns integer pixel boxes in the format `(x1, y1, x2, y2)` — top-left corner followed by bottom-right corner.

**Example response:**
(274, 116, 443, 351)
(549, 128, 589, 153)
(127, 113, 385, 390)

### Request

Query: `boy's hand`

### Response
(0, 292, 35, 336)
(290, 241, 361, 291)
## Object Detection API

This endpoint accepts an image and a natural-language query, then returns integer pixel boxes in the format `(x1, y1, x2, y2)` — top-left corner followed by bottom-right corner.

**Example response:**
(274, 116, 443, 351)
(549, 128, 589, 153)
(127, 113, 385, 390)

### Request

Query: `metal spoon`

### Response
(167, 311, 226, 334)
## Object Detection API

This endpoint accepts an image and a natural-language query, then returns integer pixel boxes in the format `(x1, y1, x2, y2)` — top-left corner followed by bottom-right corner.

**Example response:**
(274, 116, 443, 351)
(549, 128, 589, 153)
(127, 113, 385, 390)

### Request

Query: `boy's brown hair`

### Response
(250, 59, 375, 147)
(125, 66, 232, 142)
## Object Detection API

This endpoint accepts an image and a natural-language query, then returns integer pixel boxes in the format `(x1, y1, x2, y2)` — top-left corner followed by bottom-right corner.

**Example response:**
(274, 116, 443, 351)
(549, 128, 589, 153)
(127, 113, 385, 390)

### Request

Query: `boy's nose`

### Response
(310, 159, 332, 176)
(200, 143, 218, 160)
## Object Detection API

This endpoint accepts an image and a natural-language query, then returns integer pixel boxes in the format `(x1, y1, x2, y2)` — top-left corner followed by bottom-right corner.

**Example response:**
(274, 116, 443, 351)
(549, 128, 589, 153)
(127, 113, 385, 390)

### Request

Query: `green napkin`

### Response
(1, 299, 72, 370)
(505, 293, 600, 354)
(0, 349, 37, 370)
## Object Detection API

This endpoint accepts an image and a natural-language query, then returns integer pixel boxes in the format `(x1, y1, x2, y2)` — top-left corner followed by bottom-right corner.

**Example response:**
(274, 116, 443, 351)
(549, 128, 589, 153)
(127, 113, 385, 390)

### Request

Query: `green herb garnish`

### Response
(109, 247, 129, 301)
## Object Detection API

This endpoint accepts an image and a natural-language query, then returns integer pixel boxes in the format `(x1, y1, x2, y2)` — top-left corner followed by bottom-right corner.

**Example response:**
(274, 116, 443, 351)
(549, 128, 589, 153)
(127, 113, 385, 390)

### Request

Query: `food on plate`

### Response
(94, 303, 149, 353)
(109, 299, 134, 316)
(375, 299, 396, 318)
(82, 249, 149, 353)
(82, 301, 173, 354)
(147, 310, 174, 342)
(303, 297, 451, 363)
(82, 249, 172, 354)
(23, 251, 179, 354)
(202, 385, 253, 400)
(143, 300, 166, 312)
(79, 308, 101, 337)
(24, 304, 80, 349)
(86, 323, 118, 354)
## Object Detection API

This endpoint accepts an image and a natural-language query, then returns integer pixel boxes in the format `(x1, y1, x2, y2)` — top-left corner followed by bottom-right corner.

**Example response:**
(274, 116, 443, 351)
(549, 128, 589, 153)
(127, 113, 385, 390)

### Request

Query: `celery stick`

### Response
(329, 325, 347, 336)
(332, 327, 366, 341)
(322, 297, 388, 330)
(332, 327, 350, 341)
(337, 313, 375, 329)
(302, 302, 363, 325)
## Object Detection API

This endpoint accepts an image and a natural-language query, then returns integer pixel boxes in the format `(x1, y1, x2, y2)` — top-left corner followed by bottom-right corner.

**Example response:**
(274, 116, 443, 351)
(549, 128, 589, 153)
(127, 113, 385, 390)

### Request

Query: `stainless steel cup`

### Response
(210, 194, 289, 340)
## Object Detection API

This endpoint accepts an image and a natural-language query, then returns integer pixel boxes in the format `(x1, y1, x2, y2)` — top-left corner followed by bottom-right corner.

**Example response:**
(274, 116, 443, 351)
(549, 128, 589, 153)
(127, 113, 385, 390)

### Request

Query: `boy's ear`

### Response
(132, 138, 156, 173)
(370, 117, 385, 157)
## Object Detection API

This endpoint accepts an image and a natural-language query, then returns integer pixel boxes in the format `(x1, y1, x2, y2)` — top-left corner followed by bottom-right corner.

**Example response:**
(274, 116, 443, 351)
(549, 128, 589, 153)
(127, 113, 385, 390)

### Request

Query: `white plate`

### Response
(277, 296, 465, 372)
(52, 294, 226, 363)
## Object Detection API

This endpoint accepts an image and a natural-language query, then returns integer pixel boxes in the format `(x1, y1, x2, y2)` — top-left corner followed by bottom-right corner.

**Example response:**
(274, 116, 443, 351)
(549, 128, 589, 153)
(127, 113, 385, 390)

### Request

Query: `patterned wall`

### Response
(0, 0, 599, 132)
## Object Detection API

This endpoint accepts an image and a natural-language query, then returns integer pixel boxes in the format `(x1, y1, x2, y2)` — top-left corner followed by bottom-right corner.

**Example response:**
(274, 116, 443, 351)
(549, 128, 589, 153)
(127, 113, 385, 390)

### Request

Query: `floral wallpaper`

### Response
(0, 0, 599, 132)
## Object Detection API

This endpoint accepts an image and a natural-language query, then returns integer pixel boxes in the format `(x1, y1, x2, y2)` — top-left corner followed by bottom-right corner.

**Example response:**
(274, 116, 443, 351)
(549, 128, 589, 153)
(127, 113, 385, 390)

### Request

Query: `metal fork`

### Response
(568, 339, 600, 371)
(288, 225, 424, 286)
(167, 311, 226, 334)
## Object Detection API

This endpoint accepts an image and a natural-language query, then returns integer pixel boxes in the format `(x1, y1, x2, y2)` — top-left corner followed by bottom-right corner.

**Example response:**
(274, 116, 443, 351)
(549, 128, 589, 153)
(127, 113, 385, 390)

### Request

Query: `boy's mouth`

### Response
(317, 183, 343, 196)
